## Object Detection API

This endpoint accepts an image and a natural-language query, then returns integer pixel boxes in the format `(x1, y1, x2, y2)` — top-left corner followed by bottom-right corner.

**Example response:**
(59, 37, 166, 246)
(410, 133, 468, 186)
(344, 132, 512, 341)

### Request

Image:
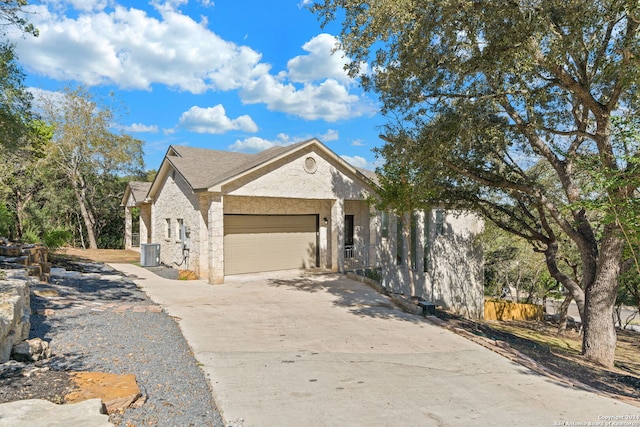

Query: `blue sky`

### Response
(9, 0, 386, 172)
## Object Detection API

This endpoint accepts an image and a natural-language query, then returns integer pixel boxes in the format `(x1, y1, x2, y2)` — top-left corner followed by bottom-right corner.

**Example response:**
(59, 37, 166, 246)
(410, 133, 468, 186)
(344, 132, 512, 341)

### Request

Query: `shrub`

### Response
(0, 203, 12, 238)
(43, 227, 72, 252)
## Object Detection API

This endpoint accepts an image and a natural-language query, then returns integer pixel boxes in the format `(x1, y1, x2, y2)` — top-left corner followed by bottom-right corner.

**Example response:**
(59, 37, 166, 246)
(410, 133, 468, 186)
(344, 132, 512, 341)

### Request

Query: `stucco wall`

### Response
(379, 210, 484, 319)
(426, 211, 484, 319)
(226, 148, 372, 201)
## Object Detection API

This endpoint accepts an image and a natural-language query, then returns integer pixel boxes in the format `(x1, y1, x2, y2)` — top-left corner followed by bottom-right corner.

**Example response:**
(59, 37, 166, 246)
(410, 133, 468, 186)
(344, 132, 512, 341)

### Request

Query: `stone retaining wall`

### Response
(0, 271, 31, 363)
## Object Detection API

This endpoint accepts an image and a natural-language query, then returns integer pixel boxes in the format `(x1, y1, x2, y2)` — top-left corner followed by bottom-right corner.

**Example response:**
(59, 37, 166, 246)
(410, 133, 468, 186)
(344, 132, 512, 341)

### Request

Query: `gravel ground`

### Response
(16, 260, 224, 427)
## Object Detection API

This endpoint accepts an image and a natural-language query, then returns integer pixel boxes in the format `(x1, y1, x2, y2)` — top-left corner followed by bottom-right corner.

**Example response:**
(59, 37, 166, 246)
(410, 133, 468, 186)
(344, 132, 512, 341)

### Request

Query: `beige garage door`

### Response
(224, 215, 318, 275)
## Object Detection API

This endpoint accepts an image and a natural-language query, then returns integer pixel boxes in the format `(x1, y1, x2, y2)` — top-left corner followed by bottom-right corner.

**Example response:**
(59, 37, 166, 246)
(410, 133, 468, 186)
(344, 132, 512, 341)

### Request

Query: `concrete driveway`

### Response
(111, 265, 638, 427)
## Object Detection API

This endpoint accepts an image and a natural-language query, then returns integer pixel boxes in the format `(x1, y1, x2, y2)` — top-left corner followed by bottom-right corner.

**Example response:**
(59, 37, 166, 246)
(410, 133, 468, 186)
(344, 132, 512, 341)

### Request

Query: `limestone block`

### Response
(0, 398, 112, 427)
(65, 371, 145, 414)
(0, 278, 31, 363)
(50, 267, 66, 277)
(11, 337, 52, 362)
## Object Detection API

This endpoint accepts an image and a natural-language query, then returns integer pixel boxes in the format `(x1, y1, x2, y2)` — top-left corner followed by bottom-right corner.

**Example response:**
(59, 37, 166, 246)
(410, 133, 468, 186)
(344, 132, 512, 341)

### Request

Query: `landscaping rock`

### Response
(65, 371, 145, 414)
(11, 338, 52, 362)
(0, 398, 113, 427)
(0, 278, 31, 363)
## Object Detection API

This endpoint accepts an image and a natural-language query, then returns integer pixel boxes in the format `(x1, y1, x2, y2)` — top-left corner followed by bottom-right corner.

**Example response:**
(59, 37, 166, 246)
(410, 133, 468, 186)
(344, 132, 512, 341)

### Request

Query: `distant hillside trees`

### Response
(37, 86, 145, 249)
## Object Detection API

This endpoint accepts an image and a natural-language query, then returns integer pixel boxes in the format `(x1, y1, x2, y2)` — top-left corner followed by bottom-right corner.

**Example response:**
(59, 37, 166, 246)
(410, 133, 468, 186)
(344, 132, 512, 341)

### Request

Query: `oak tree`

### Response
(313, 0, 640, 366)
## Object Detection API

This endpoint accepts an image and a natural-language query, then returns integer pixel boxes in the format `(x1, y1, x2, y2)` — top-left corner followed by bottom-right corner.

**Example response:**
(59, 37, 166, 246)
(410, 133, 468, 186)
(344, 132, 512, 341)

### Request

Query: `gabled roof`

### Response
(120, 181, 152, 206)
(165, 140, 310, 191)
(147, 138, 377, 199)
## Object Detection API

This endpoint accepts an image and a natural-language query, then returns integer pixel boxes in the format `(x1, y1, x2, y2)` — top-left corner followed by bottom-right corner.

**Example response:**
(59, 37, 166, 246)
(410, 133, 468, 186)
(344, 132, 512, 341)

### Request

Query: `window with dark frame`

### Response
(396, 216, 403, 265)
(177, 218, 184, 241)
(435, 209, 445, 236)
(381, 211, 389, 238)
(411, 213, 417, 268)
(424, 212, 430, 272)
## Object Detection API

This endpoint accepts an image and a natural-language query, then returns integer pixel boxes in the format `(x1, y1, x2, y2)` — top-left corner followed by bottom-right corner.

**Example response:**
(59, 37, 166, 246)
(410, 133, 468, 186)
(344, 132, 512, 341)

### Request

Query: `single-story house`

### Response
(122, 138, 484, 318)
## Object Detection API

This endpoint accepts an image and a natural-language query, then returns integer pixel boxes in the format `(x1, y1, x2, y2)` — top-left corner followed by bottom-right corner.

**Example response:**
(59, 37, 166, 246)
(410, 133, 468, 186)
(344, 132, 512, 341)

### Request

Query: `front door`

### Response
(344, 215, 354, 258)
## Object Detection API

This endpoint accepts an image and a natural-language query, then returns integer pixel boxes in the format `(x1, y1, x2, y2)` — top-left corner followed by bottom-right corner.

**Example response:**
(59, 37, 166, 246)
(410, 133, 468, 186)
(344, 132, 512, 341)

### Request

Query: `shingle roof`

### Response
(129, 181, 152, 202)
(355, 167, 380, 186)
(165, 146, 254, 190)
(166, 140, 315, 190)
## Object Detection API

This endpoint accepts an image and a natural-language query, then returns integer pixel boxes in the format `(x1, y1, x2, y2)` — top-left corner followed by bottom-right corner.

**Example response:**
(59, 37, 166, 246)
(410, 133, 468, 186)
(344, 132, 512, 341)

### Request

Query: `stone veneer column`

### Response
(150, 200, 157, 244)
(208, 193, 224, 284)
(140, 205, 150, 245)
(124, 206, 132, 249)
(369, 208, 378, 268)
(332, 198, 345, 273)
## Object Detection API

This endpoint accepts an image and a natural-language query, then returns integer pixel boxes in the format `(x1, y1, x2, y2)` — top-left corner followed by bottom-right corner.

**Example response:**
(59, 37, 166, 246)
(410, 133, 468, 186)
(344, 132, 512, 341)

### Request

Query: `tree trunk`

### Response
(14, 190, 34, 239)
(581, 227, 625, 367)
(71, 175, 98, 249)
(544, 241, 585, 319)
(557, 293, 573, 334)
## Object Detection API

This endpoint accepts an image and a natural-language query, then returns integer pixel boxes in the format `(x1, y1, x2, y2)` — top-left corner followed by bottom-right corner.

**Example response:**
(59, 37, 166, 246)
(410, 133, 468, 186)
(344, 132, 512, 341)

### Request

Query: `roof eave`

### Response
(206, 138, 376, 193)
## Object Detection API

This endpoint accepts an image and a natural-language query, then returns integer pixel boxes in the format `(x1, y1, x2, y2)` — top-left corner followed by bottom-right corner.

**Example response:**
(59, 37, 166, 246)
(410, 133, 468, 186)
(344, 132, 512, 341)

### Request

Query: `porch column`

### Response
(140, 205, 151, 244)
(208, 193, 224, 284)
(331, 198, 345, 273)
(149, 199, 157, 243)
(124, 207, 132, 249)
(369, 208, 378, 268)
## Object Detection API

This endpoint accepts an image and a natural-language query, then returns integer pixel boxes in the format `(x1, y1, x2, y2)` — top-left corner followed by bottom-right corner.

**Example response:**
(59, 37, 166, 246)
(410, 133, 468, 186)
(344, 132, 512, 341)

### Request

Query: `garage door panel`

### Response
(224, 215, 318, 275)
(226, 215, 315, 234)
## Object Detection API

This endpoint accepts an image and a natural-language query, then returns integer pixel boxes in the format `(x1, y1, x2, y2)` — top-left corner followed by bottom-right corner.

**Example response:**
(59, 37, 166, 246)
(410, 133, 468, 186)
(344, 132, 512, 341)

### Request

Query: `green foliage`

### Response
(313, 0, 640, 364)
(20, 225, 39, 244)
(43, 227, 71, 252)
(0, 202, 12, 237)
(481, 221, 557, 303)
(364, 268, 383, 283)
(0, 0, 39, 37)
(0, 42, 34, 152)
(39, 86, 145, 249)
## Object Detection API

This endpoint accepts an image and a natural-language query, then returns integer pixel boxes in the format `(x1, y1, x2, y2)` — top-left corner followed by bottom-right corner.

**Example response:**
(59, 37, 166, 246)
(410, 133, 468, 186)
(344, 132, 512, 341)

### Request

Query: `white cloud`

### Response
(228, 133, 297, 153)
(287, 34, 351, 84)
(15, 3, 375, 123)
(27, 87, 65, 111)
(122, 123, 159, 133)
(178, 105, 258, 134)
(340, 155, 369, 169)
(40, 0, 109, 12)
(241, 75, 360, 122)
(351, 139, 365, 146)
(319, 129, 339, 142)
(16, 3, 266, 93)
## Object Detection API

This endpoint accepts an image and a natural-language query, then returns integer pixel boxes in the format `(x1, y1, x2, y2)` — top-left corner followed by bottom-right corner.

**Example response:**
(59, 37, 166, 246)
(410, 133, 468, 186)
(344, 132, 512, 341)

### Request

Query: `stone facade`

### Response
(123, 140, 485, 319)
(152, 170, 207, 275)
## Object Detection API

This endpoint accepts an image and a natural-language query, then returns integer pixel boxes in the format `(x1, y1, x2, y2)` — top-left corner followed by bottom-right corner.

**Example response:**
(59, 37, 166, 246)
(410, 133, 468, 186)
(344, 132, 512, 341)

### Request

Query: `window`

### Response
(424, 213, 430, 272)
(396, 216, 403, 265)
(411, 213, 417, 268)
(435, 209, 445, 236)
(381, 211, 389, 238)
(177, 218, 184, 241)
(166, 218, 172, 238)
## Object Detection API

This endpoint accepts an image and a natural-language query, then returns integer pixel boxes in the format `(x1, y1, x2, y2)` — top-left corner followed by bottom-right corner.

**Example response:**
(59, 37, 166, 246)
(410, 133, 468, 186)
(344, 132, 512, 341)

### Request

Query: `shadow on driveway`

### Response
(267, 273, 422, 323)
